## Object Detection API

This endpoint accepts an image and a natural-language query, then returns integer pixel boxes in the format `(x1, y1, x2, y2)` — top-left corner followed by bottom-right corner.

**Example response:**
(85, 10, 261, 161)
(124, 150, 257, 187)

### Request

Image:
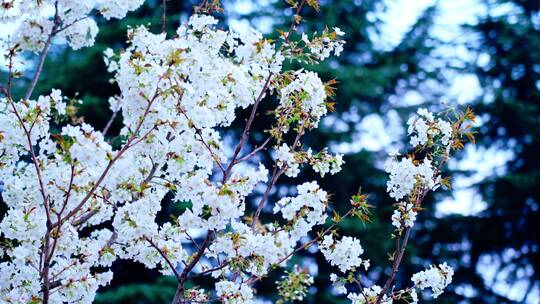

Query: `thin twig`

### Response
(235, 136, 272, 164)
(187, 260, 231, 279)
(252, 121, 306, 227)
(171, 231, 213, 304)
(102, 109, 119, 137)
(223, 75, 273, 181)
(146, 237, 181, 281)
(224, 0, 307, 183)
(24, 1, 60, 101)
(375, 155, 450, 303)
(162, 0, 167, 34)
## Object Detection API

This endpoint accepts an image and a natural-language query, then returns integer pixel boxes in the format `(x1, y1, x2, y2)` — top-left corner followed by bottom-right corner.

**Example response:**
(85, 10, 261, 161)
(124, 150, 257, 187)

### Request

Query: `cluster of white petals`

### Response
(385, 157, 438, 201)
(391, 202, 417, 229)
(411, 263, 454, 299)
(276, 143, 300, 177)
(279, 70, 327, 126)
(274, 181, 328, 239)
(275, 144, 344, 178)
(208, 221, 298, 277)
(301, 27, 346, 61)
(308, 148, 344, 177)
(1, 0, 145, 53)
(185, 288, 209, 302)
(215, 281, 254, 304)
(407, 108, 453, 147)
(276, 265, 314, 302)
(347, 285, 392, 304)
(329, 273, 348, 294)
(320, 235, 366, 273)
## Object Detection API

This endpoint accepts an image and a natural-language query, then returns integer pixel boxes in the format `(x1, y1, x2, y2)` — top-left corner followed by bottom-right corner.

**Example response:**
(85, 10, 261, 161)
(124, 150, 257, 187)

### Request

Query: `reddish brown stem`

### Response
(146, 237, 181, 281)
(171, 231, 213, 304)
(162, 0, 167, 34)
(223, 74, 273, 181)
(376, 155, 450, 303)
(252, 121, 306, 227)
(24, 1, 60, 101)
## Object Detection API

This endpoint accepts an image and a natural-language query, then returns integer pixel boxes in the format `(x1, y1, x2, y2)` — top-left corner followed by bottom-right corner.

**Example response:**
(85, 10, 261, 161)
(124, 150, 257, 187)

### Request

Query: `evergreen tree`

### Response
(415, 1, 539, 303)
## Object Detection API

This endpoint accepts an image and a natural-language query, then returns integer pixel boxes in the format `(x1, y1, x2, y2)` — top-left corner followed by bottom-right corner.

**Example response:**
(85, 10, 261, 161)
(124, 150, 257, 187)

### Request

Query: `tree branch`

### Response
(24, 1, 60, 101)
(162, 0, 167, 34)
(146, 236, 181, 281)
(171, 231, 213, 304)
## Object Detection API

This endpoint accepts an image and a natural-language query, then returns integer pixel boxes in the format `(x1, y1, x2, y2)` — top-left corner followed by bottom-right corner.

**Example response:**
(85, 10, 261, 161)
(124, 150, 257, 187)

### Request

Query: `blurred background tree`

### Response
(3, 0, 538, 303)
(414, 1, 540, 303)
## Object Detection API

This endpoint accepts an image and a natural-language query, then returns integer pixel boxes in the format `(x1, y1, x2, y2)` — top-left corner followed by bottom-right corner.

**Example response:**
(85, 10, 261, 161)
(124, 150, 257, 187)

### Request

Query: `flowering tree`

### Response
(0, 0, 475, 303)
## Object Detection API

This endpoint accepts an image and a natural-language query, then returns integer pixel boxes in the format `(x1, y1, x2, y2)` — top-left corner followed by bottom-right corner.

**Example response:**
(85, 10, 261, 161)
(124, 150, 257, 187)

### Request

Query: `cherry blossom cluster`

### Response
(0, 0, 476, 303)
(407, 108, 453, 147)
(276, 265, 314, 303)
(1, 0, 145, 52)
(275, 144, 344, 178)
(323, 107, 473, 303)
(208, 221, 296, 278)
(300, 27, 346, 61)
(391, 202, 417, 229)
(273, 181, 328, 240)
(308, 148, 344, 177)
(347, 286, 393, 304)
(411, 263, 454, 298)
(320, 235, 366, 273)
(276, 143, 301, 177)
(277, 70, 328, 127)
(385, 157, 438, 202)
(215, 280, 254, 304)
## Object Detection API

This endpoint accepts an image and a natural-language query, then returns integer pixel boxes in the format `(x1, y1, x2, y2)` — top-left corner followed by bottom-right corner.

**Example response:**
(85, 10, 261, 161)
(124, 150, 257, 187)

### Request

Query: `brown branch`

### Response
(177, 109, 226, 174)
(171, 231, 213, 304)
(73, 162, 159, 228)
(283, 0, 307, 44)
(251, 121, 306, 228)
(375, 227, 412, 304)
(375, 154, 451, 303)
(25, 8, 99, 101)
(71, 209, 99, 227)
(223, 74, 273, 181)
(46, 163, 76, 265)
(6, 99, 49, 217)
(52, 12, 98, 36)
(24, 1, 60, 101)
(227, 0, 308, 221)
(102, 108, 119, 137)
(6, 95, 54, 302)
(162, 0, 167, 34)
(0, 85, 7, 97)
(187, 260, 231, 280)
(252, 165, 281, 228)
(185, 232, 202, 251)
(146, 236, 181, 281)
(234, 136, 272, 164)
(6, 46, 17, 99)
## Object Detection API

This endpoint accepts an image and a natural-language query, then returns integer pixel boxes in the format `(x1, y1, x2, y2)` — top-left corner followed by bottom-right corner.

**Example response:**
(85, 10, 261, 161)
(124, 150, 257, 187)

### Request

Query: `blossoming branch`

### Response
(0, 0, 475, 303)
